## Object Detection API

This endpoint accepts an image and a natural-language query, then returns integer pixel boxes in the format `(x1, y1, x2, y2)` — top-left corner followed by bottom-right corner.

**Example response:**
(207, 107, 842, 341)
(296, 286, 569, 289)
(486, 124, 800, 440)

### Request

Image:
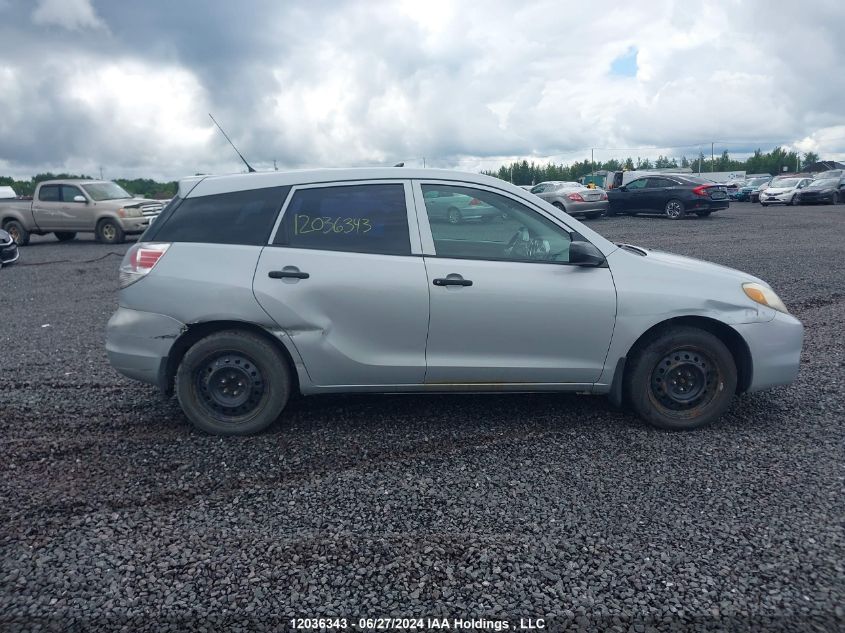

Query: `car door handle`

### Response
(269, 269, 309, 280)
(433, 277, 472, 287)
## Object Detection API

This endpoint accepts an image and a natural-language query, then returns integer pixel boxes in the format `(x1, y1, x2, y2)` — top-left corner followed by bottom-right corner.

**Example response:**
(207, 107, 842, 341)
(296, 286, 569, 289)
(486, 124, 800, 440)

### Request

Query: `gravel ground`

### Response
(1, 202, 843, 632)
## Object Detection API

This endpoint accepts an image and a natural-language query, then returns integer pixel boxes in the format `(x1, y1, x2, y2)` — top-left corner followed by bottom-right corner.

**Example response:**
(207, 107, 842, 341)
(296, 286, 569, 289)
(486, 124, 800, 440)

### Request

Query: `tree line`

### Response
(0, 147, 824, 195)
(482, 148, 821, 185)
(0, 173, 177, 199)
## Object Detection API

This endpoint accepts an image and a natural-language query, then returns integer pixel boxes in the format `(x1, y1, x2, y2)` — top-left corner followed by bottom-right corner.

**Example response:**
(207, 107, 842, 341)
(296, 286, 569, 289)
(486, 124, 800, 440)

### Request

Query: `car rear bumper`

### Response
(732, 312, 803, 392)
(689, 199, 729, 211)
(567, 201, 608, 215)
(106, 306, 185, 389)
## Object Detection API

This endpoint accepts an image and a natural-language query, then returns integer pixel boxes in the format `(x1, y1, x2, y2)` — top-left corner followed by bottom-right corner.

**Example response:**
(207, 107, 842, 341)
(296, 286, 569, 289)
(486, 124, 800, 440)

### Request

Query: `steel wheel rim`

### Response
(649, 347, 720, 414)
(666, 201, 682, 218)
(7, 226, 20, 243)
(447, 208, 460, 224)
(102, 223, 116, 241)
(195, 352, 266, 421)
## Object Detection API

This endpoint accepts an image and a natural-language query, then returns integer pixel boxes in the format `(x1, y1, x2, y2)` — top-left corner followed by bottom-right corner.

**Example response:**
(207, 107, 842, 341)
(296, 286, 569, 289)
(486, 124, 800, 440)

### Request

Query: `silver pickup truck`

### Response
(0, 179, 164, 245)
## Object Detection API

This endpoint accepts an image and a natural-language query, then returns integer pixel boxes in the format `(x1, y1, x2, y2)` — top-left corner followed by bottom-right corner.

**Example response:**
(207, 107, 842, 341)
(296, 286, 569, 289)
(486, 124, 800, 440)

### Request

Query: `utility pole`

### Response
(423, 157, 426, 168)
(273, 160, 278, 171)
(99, 166, 103, 180)
(711, 142, 714, 173)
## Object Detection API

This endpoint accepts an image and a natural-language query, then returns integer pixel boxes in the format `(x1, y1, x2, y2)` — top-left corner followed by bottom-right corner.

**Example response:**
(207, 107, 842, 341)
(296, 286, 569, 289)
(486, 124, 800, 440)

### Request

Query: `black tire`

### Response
(695, 211, 712, 218)
(175, 330, 291, 435)
(761, 203, 769, 207)
(605, 206, 617, 217)
(54, 232, 77, 242)
(3, 220, 30, 246)
(95, 218, 125, 244)
(789, 194, 799, 206)
(664, 199, 685, 219)
(624, 326, 737, 431)
(447, 207, 463, 225)
(832, 193, 839, 205)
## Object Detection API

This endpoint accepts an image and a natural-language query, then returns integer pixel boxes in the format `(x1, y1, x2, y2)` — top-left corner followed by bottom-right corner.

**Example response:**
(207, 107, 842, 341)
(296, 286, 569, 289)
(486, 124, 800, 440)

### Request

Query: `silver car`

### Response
(529, 181, 607, 219)
(106, 169, 803, 435)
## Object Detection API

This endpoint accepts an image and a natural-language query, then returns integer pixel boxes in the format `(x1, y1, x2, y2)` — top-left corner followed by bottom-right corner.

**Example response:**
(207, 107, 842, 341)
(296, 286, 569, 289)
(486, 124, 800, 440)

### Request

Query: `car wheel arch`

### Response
(617, 315, 753, 398)
(161, 320, 302, 398)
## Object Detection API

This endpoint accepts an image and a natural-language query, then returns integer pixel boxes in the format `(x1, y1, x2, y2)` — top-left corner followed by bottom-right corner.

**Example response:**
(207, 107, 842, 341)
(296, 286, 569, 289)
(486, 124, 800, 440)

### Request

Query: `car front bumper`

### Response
(118, 216, 159, 234)
(761, 193, 794, 204)
(732, 311, 803, 392)
(106, 306, 185, 389)
(0, 240, 19, 265)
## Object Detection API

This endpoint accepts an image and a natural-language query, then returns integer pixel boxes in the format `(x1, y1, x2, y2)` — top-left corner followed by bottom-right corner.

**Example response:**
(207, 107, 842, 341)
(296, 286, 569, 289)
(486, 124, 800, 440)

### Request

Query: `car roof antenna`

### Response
(208, 113, 256, 173)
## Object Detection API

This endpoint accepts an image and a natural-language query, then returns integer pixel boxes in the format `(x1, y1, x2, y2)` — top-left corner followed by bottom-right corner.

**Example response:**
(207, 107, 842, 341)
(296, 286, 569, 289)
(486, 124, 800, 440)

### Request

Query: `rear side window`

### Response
(273, 184, 411, 256)
(149, 186, 290, 245)
(38, 185, 60, 201)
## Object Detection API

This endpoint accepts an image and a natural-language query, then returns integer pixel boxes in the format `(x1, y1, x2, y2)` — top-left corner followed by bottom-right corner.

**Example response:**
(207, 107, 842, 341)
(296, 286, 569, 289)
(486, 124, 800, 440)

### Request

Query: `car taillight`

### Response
(692, 185, 710, 197)
(119, 242, 170, 288)
(599, 192, 608, 200)
(567, 192, 585, 202)
(469, 198, 482, 206)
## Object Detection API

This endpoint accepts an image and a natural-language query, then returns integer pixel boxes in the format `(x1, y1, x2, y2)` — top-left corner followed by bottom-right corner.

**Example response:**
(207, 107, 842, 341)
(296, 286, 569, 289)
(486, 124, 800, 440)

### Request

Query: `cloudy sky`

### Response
(1, 0, 843, 181)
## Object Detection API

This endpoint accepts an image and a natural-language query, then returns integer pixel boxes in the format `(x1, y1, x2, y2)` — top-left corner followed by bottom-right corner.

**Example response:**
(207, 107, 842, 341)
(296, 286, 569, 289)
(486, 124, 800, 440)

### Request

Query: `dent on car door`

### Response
(412, 181, 617, 385)
(253, 181, 430, 388)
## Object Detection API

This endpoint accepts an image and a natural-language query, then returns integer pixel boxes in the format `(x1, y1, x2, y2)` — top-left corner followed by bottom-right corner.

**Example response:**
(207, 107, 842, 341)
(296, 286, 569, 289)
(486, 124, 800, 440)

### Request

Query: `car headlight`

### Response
(742, 282, 789, 314)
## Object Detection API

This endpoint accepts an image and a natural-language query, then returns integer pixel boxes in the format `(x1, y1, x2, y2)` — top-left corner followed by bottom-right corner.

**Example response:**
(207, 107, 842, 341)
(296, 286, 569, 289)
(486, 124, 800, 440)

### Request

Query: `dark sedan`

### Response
(606, 175, 730, 219)
(0, 228, 19, 267)
(796, 177, 843, 205)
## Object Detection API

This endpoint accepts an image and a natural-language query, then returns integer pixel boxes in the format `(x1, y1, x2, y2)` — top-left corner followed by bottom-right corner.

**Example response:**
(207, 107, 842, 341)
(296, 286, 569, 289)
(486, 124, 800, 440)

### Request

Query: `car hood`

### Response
(763, 187, 795, 194)
(96, 197, 163, 209)
(625, 244, 765, 284)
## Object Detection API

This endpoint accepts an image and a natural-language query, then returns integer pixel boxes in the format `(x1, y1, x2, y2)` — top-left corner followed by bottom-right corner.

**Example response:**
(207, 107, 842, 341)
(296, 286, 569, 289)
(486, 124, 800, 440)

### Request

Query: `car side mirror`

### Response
(569, 240, 605, 267)
(73, 195, 87, 203)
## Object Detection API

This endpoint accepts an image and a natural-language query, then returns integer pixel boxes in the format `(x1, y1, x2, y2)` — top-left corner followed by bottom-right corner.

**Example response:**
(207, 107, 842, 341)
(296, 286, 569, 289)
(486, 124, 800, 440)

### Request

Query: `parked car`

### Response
(0, 180, 164, 245)
(106, 168, 802, 436)
(812, 169, 844, 181)
(0, 228, 19, 266)
(759, 177, 813, 206)
(795, 177, 843, 205)
(0, 186, 17, 200)
(734, 176, 772, 202)
(422, 189, 500, 224)
(606, 175, 729, 219)
(529, 181, 607, 219)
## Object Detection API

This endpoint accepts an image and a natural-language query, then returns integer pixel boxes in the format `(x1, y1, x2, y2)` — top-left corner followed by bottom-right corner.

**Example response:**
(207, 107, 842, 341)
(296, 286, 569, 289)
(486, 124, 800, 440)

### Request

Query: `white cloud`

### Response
(1, 0, 843, 179)
(32, 0, 106, 31)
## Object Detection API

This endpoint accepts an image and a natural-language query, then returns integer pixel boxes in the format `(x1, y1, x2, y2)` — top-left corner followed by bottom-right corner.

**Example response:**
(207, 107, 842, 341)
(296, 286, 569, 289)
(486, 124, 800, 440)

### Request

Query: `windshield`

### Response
(81, 182, 133, 201)
(807, 179, 837, 188)
(771, 178, 800, 188)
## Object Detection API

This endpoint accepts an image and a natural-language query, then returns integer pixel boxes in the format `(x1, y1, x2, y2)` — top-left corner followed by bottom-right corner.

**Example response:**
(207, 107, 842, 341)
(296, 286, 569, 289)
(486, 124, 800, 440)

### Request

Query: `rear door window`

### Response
(38, 185, 60, 202)
(274, 184, 411, 256)
(148, 186, 290, 245)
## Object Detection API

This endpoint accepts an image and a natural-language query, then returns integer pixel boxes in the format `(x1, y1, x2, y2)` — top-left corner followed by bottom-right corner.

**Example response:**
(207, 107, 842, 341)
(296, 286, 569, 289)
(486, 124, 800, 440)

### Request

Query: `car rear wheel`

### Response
(3, 220, 30, 246)
(624, 326, 737, 431)
(54, 232, 77, 242)
(176, 330, 291, 436)
(664, 199, 685, 219)
(95, 218, 125, 244)
(447, 207, 463, 224)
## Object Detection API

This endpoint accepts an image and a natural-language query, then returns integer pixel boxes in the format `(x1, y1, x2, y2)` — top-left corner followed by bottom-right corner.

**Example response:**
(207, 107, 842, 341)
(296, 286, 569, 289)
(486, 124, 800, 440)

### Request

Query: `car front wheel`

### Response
(624, 326, 737, 430)
(176, 330, 292, 435)
(664, 199, 685, 219)
(96, 219, 126, 244)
